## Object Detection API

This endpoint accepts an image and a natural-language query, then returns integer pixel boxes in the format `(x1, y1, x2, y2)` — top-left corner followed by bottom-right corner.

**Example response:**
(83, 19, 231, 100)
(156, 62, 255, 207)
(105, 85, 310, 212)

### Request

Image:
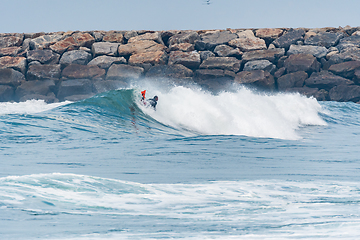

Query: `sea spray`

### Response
(139, 85, 326, 140)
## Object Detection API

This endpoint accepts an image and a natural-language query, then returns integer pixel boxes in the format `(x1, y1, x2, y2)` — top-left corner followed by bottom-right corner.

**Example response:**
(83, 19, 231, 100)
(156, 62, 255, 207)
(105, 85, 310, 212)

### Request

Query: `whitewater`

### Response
(1, 80, 360, 239)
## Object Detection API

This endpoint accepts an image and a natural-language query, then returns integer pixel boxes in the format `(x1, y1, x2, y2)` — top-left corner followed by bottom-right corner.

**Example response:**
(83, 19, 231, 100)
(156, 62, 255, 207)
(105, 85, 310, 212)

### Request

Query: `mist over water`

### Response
(1, 79, 360, 239)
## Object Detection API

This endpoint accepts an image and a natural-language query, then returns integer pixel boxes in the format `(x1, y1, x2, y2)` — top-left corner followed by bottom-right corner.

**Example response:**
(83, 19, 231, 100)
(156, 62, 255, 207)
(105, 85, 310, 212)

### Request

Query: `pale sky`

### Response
(1, 0, 360, 33)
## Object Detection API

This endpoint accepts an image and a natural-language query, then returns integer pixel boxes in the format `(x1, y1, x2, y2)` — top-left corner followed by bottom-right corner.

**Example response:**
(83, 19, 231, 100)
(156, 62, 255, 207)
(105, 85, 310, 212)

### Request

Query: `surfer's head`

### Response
(154, 96, 158, 101)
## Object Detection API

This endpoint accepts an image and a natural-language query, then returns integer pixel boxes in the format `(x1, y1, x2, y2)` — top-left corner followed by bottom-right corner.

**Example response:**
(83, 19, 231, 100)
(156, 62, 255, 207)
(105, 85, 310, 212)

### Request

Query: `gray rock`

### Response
(92, 42, 120, 57)
(168, 51, 201, 69)
(235, 70, 275, 90)
(0, 68, 24, 87)
(88, 56, 126, 69)
(213, 45, 242, 57)
(277, 71, 308, 90)
(146, 64, 194, 79)
(59, 50, 92, 67)
(328, 48, 360, 64)
(93, 80, 129, 93)
(195, 69, 235, 79)
(0, 85, 14, 102)
(200, 31, 238, 50)
(29, 34, 64, 50)
(27, 50, 60, 64)
(285, 87, 329, 101)
(243, 60, 276, 73)
(284, 54, 320, 74)
(272, 29, 305, 49)
(329, 84, 360, 102)
(304, 32, 344, 48)
(0, 35, 23, 48)
(168, 31, 200, 46)
(15, 80, 56, 101)
(0, 56, 27, 74)
(26, 64, 61, 80)
(287, 45, 328, 59)
(336, 35, 360, 51)
(106, 64, 144, 80)
(199, 51, 215, 61)
(62, 64, 106, 79)
(242, 48, 285, 63)
(305, 71, 353, 90)
(57, 79, 94, 101)
(199, 57, 241, 72)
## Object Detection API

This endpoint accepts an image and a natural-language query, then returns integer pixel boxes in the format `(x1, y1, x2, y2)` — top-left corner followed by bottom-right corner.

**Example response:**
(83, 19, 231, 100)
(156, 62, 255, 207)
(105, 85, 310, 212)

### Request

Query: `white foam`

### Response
(139, 86, 326, 140)
(0, 99, 71, 116)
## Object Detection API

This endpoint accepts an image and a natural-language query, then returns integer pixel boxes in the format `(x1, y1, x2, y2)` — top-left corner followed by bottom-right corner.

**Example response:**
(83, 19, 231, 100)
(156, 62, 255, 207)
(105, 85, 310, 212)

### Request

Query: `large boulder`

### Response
(106, 64, 144, 80)
(27, 64, 61, 80)
(235, 70, 275, 90)
(0, 46, 22, 57)
(62, 64, 105, 79)
(49, 36, 78, 54)
(199, 30, 238, 50)
(29, 34, 64, 50)
(195, 69, 235, 79)
(199, 56, 241, 72)
(243, 60, 276, 73)
(168, 31, 200, 46)
(72, 32, 95, 48)
(0, 56, 27, 74)
(15, 80, 56, 101)
(304, 32, 344, 48)
(255, 28, 284, 44)
(27, 50, 60, 64)
(93, 80, 129, 93)
(272, 29, 305, 49)
(213, 45, 242, 57)
(277, 71, 308, 90)
(287, 45, 328, 59)
(242, 48, 285, 63)
(0, 68, 24, 86)
(59, 50, 92, 67)
(146, 64, 194, 79)
(328, 47, 360, 64)
(102, 31, 124, 43)
(57, 79, 94, 101)
(328, 60, 360, 78)
(129, 51, 168, 65)
(87, 56, 126, 69)
(128, 32, 164, 45)
(168, 51, 201, 69)
(0, 35, 23, 48)
(305, 71, 354, 90)
(329, 84, 360, 102)
(92, 42, 119, 57)
(284, 54, 320, 74)
(169, 43, 195, 52)
(335, 35, 360, 51)
(118, 40, 166, 56)
(228, 36, 266, 52)
(0, 85, 14, 102)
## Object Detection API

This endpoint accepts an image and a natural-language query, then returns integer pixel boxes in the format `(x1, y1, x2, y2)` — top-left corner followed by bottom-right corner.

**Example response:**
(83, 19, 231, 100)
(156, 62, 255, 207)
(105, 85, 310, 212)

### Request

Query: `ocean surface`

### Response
(1, 79, 360, 240)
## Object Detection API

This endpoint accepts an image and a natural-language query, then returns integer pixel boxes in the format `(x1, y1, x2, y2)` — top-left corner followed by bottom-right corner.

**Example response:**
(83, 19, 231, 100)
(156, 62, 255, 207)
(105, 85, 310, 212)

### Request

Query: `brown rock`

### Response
(0, 46, 22, 57)
(235, 70, 275, 90)
(29, 34, 64, 50)
(328, 61, 360, 78)
(255, 28, 283, 40)
(0, 36, 23, 48)
(329, 84, 360, 102)
(168, 51, 201, 69)
(103, 31, 124, 43)
(228, 37, 266, 52)
(168, 31, 200, 46)
(128, 32, 164, 44)
(284, 54, 320, 74)
(242, 48, 285, 63)
(92, 42, 120, 57)
(213, 45, 242, 57)
(118, 40, 166, 56)
(72, 32, 95, 48)
(50, 36, 78, 54)
(106, 64, 144, 80)
(87, 56, 126, 69)
(146, 64, 194, 79)
(62, 64, 106, 79)
(0, 56, 27, 74)
(195, 69, 235, 79)
(27, 64, 61, 80)
(277, 71, 308, 90)
(169, 43, 195, 52)
(305, 71, 353, 90)
(129, 51, 168, 65)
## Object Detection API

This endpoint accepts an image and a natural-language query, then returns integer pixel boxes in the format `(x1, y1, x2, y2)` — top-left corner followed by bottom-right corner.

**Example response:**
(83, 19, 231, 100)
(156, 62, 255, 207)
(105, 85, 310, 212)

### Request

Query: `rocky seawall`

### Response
(1, 27, 360, 103)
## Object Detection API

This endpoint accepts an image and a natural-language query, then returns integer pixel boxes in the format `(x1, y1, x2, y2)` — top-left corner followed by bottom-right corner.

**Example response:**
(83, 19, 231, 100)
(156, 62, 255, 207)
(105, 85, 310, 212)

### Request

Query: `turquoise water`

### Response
(1, 82, 360, 239)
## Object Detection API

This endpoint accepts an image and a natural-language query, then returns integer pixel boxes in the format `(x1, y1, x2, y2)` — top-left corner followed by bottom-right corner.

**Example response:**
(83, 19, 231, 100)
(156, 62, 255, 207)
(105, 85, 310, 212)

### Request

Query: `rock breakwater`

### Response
(1, 27, 360, 103)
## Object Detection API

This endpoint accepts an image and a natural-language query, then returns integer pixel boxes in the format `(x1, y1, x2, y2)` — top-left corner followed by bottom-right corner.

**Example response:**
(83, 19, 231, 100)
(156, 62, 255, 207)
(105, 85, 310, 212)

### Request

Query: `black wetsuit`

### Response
(147, 98, 157, 109)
